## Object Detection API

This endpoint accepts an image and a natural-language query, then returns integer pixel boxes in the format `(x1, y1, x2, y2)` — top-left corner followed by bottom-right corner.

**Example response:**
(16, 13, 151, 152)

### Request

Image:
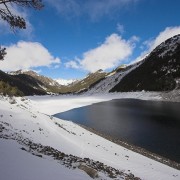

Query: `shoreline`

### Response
(29, 93, 180, 171)
(78, 124, 180, 170)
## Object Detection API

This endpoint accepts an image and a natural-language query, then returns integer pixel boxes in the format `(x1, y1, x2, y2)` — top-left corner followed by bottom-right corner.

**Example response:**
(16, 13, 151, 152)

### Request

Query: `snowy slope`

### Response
(84, 62, 143, 95)
(0, 94, 180, 180)
(0, 140, 91, 180)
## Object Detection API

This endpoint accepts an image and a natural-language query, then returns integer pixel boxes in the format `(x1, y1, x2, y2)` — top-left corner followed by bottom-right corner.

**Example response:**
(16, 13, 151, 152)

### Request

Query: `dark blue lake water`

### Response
(54, 99, 180, 163)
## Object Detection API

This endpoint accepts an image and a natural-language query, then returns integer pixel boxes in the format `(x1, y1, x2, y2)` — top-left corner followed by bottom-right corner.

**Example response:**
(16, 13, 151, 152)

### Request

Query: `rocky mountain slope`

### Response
(83, 63, 143, 95)
(0, 70, 46, 96)
(8, 70, 64, 94)
(19, 69, 107, 94)
(59, 70, 107, 94)
(110, 34, 180, 92)
(4, 69, 107, 95)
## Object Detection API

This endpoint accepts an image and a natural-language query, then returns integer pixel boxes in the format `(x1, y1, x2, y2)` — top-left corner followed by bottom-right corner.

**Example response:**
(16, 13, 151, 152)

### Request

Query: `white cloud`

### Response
(148, 26, 180, 51)
(132, 26, 180, 64)
(117, 23, 125, 34)
(66, 33, 137, 72)
(46, 0, 140, 20)
(54, 64, 61, 69)
(65, 60, 79, 69)
(0, 41, 60, 71)
(84, 0, 138, 21)
(45, 0, 81, 19)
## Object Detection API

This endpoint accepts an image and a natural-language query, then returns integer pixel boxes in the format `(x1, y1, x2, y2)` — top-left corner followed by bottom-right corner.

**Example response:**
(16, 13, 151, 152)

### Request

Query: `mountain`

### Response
(83, 62, 143, 95)
(83, 34, 180, 94)
(110, 34, 180, 92)
(33, 69, 106, 94)
(6, 70, 73, 95)
(58, 69, 107, 94)
(1, 35, 180, 96)
(1, 69, 107, 95)
(8, 70, 60, 87)
(0, 70, 47, 96)
(55, 78, 77, 86)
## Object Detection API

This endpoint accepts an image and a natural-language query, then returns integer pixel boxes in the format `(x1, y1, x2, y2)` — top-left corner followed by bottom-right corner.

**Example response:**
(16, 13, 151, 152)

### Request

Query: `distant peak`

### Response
(55, 78, 77, 86)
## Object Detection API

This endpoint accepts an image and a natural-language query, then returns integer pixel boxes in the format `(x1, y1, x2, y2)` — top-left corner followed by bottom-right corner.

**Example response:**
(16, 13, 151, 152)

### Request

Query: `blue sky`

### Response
(1, 0, 180, 80)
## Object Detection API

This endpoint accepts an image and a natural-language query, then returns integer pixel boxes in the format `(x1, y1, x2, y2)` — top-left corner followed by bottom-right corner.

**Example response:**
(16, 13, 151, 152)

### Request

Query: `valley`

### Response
(1, 34, 180, 180)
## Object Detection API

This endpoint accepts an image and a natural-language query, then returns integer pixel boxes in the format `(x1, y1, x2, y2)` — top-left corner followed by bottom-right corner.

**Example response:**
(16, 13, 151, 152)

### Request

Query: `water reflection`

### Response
(54, 99, 180, 163)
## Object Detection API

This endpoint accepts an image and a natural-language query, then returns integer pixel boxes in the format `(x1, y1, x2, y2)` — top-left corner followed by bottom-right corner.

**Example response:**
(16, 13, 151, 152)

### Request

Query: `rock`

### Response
(78, 164, 99, 179)
(21, 147, 27, 151)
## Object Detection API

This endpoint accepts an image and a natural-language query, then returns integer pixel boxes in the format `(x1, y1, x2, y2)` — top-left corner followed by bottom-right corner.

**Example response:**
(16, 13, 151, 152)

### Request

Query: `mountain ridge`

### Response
(1, 34, 180, 96)
(110, 34, 180, 92)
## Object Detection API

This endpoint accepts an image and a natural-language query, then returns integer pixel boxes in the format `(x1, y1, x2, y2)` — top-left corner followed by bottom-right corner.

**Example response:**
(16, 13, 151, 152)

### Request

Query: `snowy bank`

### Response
(29, 92, 161, 115)
(0, 94, 180, 180)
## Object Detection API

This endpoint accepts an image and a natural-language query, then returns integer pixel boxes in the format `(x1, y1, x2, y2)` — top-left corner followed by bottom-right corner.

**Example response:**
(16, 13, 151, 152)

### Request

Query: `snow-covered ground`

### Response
(0, 93, 180, 180)
(0, 140, 91, 180)
(29, 92, 161, 115)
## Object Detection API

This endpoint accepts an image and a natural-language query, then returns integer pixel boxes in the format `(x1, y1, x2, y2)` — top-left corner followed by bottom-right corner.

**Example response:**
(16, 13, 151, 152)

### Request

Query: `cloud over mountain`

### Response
(133, 26, 180, 63)
(65, 34, 138, 72)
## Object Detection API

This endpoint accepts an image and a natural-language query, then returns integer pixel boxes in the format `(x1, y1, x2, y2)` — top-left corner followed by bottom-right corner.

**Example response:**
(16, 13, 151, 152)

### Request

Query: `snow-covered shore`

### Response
(0, 93, 180, 180)
(29, 92, 162, 115)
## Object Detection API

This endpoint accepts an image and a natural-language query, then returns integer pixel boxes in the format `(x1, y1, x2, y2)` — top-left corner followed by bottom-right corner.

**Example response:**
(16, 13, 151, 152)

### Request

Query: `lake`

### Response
(54, 99, 180, 163)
